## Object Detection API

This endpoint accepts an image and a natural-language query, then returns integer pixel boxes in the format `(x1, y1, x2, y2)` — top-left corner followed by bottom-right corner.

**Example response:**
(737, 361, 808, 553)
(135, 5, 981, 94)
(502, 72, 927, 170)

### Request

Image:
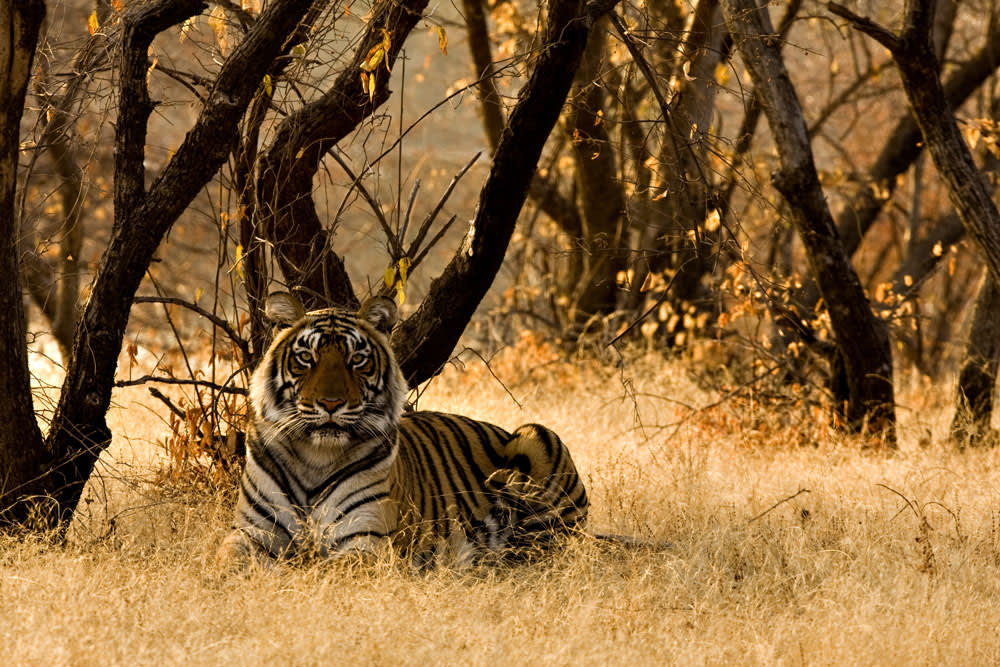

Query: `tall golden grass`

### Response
(5, 343, 1000, 664)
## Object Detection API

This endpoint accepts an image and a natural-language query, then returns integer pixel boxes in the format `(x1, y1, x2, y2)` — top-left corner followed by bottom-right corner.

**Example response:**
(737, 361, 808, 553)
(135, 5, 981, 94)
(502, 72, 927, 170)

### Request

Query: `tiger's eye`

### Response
(294, 350, 314, 368)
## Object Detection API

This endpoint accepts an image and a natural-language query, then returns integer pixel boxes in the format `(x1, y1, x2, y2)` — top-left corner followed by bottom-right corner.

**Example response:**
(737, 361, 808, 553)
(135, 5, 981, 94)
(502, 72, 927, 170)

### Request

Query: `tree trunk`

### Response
(723, 0, 896, 442)
(0, 0, 47, 525)
(6, 0, 320, 528)
(392, 0, 620, 385)
(462, 0, 505, 154)
(564, 19, 626, 326)
(951, 271, 1000, 445)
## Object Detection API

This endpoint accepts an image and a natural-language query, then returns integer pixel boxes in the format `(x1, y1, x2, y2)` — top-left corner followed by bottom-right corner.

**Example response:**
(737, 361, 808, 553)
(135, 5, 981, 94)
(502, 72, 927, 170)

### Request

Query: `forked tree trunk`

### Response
(829, 1, 1000, 444)
(723, 0, 896, 442)
(2, 0, 321, 529)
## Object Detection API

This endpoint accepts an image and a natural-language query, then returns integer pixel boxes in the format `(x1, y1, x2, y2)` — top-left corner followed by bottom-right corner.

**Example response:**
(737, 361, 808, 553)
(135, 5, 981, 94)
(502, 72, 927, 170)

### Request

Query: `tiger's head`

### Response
(249, 292, 407, 449)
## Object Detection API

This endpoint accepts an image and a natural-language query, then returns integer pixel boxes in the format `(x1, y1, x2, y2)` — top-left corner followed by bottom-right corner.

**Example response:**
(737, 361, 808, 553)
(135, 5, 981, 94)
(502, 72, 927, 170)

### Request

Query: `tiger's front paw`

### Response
(216, 530, 271, 573)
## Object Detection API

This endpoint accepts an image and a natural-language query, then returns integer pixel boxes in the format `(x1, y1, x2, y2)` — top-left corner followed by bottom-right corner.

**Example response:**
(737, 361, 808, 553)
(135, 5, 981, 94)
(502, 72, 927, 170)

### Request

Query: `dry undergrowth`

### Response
(4, 343, 1000, 665)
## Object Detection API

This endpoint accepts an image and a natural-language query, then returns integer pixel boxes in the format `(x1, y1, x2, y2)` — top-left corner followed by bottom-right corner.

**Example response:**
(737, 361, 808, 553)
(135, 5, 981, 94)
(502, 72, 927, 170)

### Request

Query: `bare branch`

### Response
(826, 2, 900, 52)
(114, 376, 247, 395)
(132, 296, 250, 359)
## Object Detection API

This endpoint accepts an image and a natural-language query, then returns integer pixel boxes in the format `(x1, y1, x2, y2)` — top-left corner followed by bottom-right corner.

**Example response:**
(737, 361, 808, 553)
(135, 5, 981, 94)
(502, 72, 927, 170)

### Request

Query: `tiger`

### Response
(217, 291, 588, 568)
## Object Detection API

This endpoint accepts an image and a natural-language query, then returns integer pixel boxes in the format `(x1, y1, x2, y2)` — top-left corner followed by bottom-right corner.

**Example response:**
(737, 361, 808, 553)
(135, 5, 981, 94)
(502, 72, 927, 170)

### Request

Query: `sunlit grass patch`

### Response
(4, 352, 1000, 664)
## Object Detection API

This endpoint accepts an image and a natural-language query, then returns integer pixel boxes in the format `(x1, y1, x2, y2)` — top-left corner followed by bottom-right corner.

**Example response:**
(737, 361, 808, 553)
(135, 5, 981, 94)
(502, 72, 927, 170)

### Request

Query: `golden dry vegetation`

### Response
(4, 340, 1000, 665)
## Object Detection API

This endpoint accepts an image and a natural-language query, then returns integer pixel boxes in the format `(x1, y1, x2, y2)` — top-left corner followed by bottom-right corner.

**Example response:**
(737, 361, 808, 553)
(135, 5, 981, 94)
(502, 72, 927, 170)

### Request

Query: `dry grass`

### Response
(5, 345, 1000, 665)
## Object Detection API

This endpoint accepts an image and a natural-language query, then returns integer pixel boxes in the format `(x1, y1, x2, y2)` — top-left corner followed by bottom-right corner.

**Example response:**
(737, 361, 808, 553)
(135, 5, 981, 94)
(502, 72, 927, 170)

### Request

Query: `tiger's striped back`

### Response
(392, 412, 588, 561)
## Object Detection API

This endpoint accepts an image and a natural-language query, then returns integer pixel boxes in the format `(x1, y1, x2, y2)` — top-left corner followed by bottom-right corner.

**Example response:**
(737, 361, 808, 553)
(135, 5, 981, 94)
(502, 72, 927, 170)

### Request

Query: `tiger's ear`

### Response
(264, 291, 306, 325)
(358, 296, 397, 335)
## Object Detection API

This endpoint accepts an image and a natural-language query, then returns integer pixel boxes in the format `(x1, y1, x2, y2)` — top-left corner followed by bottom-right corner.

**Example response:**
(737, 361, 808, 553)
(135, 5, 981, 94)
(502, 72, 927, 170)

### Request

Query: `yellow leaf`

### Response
(713, 61, 729, 86)
(360, 71, 368, 95)
(209, 4, 228, 55)
(381, 29, 392, 72)
(384, 266, 395, 288)
(146, 57, 158, 86)
(367, 70, 376, 102)
(291, 43, 307, 58)
(932, 241, 944, 257)
(179, 17, 196, 44)
(398, 257, 410, 285)
(704, 208, 721, 233)
(963, 123, 982, 150)
(362, 46, 385, 73)
(262, 74, 272, 97)
(87, 11, 100, 35)
(395, 281, 406, 305)
(195, 287, 203, 303)
(437, 27, 448, 56)
(234, 244, 245, 279)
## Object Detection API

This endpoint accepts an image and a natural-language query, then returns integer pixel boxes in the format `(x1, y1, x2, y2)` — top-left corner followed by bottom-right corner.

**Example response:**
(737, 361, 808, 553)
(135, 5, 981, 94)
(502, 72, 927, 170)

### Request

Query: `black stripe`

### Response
(308, 442, 394, 506)
(411, 415, 483, 519)
(252, 443, 301, 505)
(401, 416, 450, 520)
(238, 475, 294, 541)
(332, 529, 389, 551)
(339, 490, 390, 519)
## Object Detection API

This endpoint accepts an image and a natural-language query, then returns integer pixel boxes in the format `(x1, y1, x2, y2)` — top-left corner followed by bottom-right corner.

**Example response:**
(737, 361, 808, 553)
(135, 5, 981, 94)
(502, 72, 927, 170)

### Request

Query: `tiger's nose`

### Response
(316, 397, 346, 412)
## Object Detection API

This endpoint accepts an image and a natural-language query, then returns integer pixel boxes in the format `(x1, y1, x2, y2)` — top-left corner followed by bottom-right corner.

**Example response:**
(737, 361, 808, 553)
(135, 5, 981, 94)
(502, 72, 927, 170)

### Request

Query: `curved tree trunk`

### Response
(392, 0, 621, 385)
(0, 0, 47, 525)
(724, 0, 896, 442)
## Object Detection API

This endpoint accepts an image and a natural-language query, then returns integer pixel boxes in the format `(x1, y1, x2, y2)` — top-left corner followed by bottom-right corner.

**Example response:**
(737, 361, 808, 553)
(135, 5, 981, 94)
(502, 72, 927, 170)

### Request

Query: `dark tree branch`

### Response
(0, 0, 47, 525)
(133, 295, 250, 360)
(392, 0, 621, 386)
(39, 0, 322, 527)
(723, 0, 895, 441)
(257, 0, 431, 312)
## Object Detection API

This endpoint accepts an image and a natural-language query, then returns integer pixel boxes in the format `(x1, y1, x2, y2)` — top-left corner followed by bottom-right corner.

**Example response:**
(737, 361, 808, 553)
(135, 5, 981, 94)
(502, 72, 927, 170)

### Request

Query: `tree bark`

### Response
(392, 0, 620, 386)
(951, 270, 1000, 445)
(829, 1, 1000, 336)
(13, 0, 320, 528)
(564, 20, 626, 325)
(0, 0, 47, 525)
(257, 0, 430, 312)
(462, 0, 505, 154)
(723, 0, 896, 442)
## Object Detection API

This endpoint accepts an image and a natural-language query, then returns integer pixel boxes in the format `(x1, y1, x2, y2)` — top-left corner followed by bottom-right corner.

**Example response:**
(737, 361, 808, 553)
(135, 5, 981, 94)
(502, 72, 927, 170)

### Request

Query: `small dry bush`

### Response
(4, 345, 1000, 665)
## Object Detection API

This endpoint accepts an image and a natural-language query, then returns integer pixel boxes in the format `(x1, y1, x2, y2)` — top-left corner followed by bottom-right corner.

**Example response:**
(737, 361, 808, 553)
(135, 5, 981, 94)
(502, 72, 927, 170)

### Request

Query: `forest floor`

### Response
(4, 340, 1000, 665)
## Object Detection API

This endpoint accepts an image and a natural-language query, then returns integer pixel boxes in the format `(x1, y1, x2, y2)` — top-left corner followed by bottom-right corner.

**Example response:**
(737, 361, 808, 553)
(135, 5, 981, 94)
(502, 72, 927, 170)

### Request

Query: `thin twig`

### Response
(409, 214, 458, 273)
(406, 152, 481, 259)
(608, 11, 673, 123)
(114, 375, 247, 395)
(327, 150, 403, 259)
(455, 346, 522, 409)
(148, 386, 186, 419)
(827, 2, 900, 52)
(747, 488, 811, 524)
(399, 178, 421, 249)
(133, 295, 250, 360)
